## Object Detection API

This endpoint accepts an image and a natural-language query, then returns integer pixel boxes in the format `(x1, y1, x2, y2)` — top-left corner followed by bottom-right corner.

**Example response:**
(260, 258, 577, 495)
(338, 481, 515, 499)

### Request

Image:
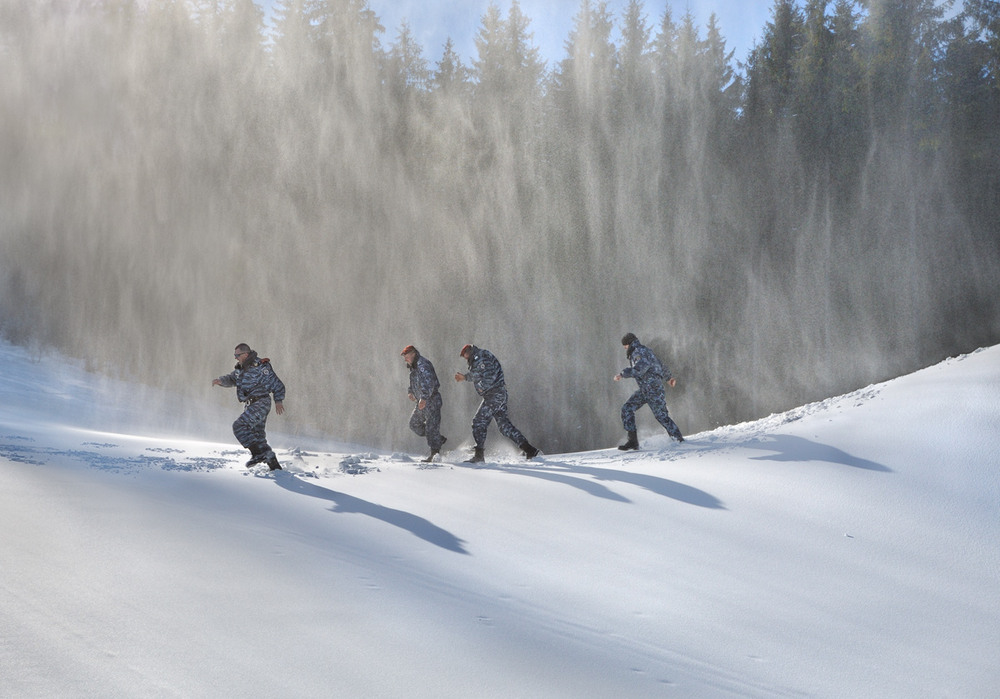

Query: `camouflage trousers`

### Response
(472, 387, 527, 449)
(621, 381, 683, 440)
(233, 396, 273, 455)
(409, 393, 445, 450)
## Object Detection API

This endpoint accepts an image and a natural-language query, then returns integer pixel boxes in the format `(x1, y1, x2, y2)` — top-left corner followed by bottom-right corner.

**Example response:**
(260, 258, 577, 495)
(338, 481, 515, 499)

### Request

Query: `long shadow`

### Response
(743, 434, 891, 472)
(552, 462, 725, 509)
(273, 472, 470, 555)
(499, 465, 633, 503)
(462, 461, 725, 510)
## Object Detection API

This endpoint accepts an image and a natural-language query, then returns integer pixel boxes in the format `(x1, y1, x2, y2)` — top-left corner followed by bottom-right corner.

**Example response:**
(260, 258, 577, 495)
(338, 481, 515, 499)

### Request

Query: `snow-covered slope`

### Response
(1, 339, 998, 697)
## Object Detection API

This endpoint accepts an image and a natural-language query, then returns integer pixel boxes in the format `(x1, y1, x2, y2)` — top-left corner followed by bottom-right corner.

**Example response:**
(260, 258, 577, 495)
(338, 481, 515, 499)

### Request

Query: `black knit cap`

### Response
(621, 333, 638, 346)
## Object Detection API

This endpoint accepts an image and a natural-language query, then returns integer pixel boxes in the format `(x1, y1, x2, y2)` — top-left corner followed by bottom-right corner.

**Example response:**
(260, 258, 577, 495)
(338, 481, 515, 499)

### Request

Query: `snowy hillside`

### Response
(1, 339, 998, 697)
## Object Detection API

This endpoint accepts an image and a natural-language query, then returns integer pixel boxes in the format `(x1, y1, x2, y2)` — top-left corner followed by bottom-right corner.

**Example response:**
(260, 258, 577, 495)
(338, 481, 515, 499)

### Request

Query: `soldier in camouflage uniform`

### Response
(614, 333, 684, 450)
(401, 345, 447, 462)
(213, 343, 286, 470)
(454, 343, 539, 463)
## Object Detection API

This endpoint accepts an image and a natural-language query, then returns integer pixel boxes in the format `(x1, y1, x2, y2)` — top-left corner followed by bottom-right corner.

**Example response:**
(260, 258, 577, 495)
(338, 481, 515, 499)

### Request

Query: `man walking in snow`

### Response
(401, 345, 447, 462)
(213, 343, 285, 470)
(614, 333, 684, 450)
(454, 343, 539, 463)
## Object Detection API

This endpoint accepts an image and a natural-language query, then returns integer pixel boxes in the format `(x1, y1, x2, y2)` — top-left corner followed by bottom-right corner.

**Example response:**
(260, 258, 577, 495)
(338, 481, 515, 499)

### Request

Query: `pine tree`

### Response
(385, 19, 430, 93)
(432, 37, 471, 97)
(827, 0, 867, 195)
(616, 0, 654, 113)
(744, 0, 806, 130)
(383, 19, 431, 169)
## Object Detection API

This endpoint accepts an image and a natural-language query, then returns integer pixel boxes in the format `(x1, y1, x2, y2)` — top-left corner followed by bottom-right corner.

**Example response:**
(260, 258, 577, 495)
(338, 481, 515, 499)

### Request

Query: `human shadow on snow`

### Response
(273, 473, 470, 555)
(741, 434, 891, 472)
(495, 464, 633, 503)
(462, 460, 725, 510)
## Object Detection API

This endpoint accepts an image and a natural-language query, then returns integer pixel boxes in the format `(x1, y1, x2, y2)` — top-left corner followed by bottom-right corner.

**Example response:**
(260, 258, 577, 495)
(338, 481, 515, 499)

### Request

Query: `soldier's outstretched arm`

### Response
(214, 373, 237, 388)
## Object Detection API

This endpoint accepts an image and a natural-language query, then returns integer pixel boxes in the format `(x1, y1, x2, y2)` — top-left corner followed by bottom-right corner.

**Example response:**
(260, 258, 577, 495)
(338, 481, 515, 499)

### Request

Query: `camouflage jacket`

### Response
(407, 354, 441, 403)
(460, 345, 505, 396)
(217, 351, 286, 403)
(621, 341, 671, 385)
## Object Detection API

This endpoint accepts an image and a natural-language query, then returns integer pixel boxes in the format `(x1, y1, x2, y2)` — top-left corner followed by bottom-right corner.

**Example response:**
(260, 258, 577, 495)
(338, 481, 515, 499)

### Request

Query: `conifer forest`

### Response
(1, 0, 998, 451)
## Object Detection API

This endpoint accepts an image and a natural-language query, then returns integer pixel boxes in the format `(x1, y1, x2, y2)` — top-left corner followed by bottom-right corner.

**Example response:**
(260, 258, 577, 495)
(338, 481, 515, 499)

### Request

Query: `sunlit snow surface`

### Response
(1, 339, 998, 697)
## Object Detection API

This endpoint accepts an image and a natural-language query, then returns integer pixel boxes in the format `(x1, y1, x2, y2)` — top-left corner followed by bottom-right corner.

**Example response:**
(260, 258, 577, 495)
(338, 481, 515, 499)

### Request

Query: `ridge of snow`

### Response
(1, 340, 998, 697)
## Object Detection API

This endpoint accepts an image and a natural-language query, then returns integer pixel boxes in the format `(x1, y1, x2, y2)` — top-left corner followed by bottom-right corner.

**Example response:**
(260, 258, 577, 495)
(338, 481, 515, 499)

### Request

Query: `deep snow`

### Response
(1, 339, 998, 697)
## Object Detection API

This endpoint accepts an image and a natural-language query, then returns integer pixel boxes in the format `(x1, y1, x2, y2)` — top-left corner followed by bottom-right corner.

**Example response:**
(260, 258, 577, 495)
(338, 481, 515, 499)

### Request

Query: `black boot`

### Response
(520, 442, 539, 459)
(422, 437, 446, 463)
(618, 430, 639, 451)
(245, 445, 266, 467)
(464, 447, 485, 463)
(266, 453, 282, 470)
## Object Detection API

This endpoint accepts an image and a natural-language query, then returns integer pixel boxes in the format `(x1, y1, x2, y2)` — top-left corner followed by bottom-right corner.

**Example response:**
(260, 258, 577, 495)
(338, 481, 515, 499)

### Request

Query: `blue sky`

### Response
(262, 1, 773, 69)
(367, 2, 772, 68)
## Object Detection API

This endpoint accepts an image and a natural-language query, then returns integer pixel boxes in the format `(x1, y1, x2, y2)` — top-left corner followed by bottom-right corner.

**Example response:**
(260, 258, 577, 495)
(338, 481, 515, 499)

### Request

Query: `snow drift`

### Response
(1, 339, 998, 697)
